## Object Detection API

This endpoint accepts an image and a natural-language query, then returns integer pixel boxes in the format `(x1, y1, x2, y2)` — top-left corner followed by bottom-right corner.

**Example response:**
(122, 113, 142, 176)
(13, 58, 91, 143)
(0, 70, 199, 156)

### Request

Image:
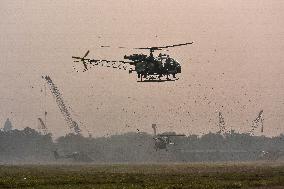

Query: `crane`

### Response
(250, 110, 264, 136)
(217, 112, 226, 134)
(37, 117, 48, 135)
(42, 75, 81, 134)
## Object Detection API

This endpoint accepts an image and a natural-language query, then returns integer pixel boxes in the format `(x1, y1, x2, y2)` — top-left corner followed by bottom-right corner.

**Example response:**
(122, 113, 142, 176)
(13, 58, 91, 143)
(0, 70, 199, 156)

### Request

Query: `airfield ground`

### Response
(0, 162, 283, 189)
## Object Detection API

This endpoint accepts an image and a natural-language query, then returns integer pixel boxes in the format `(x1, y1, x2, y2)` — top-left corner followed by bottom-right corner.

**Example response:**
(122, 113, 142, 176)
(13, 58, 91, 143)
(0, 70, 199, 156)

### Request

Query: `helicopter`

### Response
(259, 150, 284, 161)
(53, 149, 94, 162)
(152, 124, 185, 151)
(72, 42, 193, 82)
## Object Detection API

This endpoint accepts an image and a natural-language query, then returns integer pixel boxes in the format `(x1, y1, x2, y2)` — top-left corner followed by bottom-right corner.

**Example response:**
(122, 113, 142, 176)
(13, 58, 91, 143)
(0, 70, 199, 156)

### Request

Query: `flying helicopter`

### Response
(151, 124, 185, 151)
(72, 42, 193, 82)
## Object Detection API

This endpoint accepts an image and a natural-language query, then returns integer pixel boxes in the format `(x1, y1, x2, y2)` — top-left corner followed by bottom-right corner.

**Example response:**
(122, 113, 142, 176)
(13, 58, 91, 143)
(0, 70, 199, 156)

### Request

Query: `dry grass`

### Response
(0, 162, 283, 188)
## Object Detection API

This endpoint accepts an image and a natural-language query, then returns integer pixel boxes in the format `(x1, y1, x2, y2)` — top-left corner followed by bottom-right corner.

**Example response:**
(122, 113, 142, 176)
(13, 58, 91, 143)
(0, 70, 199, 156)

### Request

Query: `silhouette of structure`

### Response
(3, 118, 12, 132)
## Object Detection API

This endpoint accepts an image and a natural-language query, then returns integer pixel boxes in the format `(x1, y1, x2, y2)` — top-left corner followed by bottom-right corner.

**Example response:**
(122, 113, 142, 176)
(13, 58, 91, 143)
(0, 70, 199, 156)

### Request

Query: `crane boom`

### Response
(250, 110, 264, 135)
(218, 112, 226, 134)
(42, 75, 81, 134)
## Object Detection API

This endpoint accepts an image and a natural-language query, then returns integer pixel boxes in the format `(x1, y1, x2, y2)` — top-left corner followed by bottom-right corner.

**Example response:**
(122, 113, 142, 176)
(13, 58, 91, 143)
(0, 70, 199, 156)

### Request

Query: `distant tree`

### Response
(1, 126, 284, 163)
(0, 127, 54, 162)
(200, 132, 225, 150)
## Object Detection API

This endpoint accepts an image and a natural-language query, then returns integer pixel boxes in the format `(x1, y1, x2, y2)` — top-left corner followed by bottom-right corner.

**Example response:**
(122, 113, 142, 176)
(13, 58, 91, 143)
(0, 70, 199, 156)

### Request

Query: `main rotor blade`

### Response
(158, 42, 194, 49)
(158, 134, 186, 137)
(100, 42, 193, 51)
(101, 45, 128, 49)
(134, 42, 194, 50)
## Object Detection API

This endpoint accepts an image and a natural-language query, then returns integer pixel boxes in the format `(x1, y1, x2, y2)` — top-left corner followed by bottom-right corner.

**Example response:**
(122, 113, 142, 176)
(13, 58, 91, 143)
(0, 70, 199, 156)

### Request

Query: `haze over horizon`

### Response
(0, 0, 284, 137)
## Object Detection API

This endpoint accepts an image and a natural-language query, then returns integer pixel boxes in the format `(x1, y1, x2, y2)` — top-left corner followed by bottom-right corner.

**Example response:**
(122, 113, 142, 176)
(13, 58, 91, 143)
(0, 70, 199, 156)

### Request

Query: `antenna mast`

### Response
(44, 82, 47, 127)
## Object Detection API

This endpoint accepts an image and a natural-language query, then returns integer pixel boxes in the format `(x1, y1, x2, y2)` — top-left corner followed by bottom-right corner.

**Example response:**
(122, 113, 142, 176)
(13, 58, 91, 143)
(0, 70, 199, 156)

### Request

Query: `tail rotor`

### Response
(72, 50, 90, 72)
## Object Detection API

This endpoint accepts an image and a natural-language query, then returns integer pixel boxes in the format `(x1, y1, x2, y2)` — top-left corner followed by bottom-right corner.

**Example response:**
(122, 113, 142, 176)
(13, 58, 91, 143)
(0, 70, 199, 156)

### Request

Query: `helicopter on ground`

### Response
(53, 149, 93, 162)
(151, 124, 185, 151)
(72, 42, 193, 82)
(259, 150, 284, 161)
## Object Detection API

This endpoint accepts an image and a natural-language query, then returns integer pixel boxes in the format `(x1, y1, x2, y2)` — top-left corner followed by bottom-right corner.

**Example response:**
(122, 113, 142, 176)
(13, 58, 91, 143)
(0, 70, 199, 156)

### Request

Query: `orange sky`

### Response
(0, 0, 284, 137)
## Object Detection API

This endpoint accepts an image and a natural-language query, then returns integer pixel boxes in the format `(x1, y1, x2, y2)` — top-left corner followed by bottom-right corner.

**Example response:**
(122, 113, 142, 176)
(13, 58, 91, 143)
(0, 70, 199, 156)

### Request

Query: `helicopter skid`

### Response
(137, 74, 179, 82)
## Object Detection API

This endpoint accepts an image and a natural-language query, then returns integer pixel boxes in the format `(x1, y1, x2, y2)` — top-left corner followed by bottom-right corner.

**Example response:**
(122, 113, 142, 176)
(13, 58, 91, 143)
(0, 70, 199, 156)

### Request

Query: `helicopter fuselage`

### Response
(125, 53, 181, 80)
(153, 136, 172, 151)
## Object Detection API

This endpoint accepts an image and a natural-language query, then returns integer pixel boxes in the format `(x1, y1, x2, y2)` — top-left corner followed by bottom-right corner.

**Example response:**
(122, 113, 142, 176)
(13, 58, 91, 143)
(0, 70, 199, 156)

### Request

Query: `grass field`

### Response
(0, 162, 283, 188)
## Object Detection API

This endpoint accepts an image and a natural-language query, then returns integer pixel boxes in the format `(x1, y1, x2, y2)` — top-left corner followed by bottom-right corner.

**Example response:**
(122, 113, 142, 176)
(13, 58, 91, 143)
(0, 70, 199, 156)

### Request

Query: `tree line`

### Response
(0, 127, 283, 163)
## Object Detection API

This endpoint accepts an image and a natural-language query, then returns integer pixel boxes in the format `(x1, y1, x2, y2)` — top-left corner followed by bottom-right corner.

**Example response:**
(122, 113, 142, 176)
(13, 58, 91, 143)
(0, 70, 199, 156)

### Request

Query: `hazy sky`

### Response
(0, 0, 284, 137)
